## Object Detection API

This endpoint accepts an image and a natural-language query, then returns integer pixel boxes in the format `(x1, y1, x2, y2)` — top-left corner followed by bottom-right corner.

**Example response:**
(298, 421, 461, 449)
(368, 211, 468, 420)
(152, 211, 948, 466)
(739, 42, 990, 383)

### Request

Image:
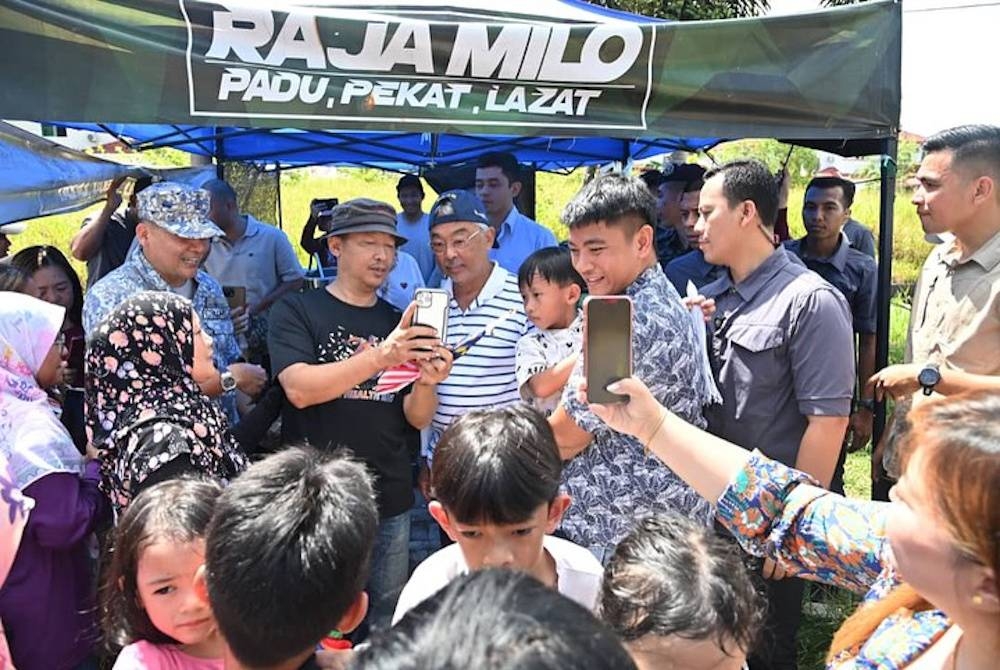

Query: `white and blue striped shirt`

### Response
(425, 263, 528, 459)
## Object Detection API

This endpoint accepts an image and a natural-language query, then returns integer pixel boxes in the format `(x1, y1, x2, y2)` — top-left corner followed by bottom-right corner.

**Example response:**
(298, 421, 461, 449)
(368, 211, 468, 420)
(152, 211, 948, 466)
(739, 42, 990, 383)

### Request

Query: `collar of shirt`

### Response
(714, 246, 793, 303)
(789, 232, 851, 272)
(441, 261, 509, 311)
(624, 264, 661, 298)
(496, 205, 523, 242)
(214, 215, 261, 248)
(942, 227, 1000, 272)
(130, 242, 212, 297)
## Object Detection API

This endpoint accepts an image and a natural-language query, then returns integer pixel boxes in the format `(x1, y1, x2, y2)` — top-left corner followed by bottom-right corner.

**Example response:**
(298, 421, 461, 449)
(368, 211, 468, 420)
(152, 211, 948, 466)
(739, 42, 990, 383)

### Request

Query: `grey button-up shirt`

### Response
(701, 247, 854, 467)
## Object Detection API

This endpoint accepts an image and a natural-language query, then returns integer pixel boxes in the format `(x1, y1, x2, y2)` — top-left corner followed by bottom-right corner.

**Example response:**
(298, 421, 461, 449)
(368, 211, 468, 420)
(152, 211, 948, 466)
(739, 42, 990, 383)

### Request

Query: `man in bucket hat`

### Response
(83, 182, 266, 423)
(268, 197, 453, 635)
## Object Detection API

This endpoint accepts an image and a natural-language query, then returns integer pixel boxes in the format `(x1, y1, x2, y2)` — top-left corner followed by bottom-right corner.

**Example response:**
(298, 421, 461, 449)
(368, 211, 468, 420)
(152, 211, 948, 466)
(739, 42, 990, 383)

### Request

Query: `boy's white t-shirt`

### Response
(392, 534, 604, 625)
(515, 316, 583, 416)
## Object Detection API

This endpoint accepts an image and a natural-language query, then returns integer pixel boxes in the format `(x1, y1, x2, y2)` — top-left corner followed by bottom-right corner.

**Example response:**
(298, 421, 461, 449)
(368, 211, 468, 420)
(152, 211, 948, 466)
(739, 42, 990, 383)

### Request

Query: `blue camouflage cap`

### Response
(136, 182, 223, 239)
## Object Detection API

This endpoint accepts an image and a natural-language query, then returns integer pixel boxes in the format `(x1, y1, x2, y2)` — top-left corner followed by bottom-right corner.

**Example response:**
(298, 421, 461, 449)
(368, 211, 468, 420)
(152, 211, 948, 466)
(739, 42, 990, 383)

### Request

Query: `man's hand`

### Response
(584, 377, 665, 441)
(230, 306, 251, 336)
(229, 362, 267, 398)
(415, 346, 453, 387)
(374, 302, 440, 369)
(681, 294, 716, 322)
(868, 364, 921, 401)
(104, 176, 126, 211)
(846, 408, 873, 453)
(418, 461, 433, 501)
(776, 168, 791, 210)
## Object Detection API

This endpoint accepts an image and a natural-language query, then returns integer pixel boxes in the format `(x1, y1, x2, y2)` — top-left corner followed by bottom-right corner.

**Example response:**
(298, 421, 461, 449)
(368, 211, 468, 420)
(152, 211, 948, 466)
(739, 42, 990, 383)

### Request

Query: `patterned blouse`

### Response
(717, 452, 951, 669)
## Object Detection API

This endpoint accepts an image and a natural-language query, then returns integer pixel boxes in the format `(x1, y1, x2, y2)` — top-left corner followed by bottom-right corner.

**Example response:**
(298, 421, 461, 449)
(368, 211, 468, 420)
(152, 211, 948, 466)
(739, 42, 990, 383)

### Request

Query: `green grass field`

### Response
(11, 167, 916, 669)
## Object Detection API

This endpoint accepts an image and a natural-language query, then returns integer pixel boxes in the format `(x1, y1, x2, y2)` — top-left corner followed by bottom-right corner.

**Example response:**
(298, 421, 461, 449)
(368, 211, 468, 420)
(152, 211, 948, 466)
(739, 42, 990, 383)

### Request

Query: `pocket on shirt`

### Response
(724, 324, 787, 417)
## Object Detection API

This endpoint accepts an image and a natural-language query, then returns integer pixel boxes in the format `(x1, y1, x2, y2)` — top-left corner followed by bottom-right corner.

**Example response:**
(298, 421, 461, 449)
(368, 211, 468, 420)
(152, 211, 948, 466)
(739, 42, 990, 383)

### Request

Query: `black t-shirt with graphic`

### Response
(268, 289, 414, 518)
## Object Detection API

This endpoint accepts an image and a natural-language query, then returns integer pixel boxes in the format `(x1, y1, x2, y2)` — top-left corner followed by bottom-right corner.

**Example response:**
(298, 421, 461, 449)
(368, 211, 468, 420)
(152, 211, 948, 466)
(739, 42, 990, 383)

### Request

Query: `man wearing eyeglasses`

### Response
(420, 190, 529, 475)
(695, 160, 855, 670)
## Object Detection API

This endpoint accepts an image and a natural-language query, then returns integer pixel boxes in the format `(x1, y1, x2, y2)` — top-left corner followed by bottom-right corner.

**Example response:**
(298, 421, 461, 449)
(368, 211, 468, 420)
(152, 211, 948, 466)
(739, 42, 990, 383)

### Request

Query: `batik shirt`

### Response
(558, 265, 715, 561)
(718, 453, 951, 669)
(83, 246, 241, 422)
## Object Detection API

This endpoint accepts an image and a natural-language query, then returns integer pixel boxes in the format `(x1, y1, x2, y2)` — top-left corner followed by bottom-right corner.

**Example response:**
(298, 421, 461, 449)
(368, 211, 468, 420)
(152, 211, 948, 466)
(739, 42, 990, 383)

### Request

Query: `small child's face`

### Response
(627, 634, 747, 670)
(520, 274, 578, 331)
(136, 538, 217, 648)
(430, 498, 568, 577)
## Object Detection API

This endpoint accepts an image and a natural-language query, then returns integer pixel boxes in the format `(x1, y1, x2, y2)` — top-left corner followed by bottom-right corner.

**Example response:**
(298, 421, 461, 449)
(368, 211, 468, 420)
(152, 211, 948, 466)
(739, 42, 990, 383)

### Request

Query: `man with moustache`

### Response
(83, 182, 266, 417)
(268, 198, 453, 633)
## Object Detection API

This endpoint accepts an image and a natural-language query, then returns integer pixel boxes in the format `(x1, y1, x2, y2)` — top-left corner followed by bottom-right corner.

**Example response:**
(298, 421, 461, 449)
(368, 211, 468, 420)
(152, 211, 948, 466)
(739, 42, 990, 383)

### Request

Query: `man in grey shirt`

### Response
(696, 160, 854, 670)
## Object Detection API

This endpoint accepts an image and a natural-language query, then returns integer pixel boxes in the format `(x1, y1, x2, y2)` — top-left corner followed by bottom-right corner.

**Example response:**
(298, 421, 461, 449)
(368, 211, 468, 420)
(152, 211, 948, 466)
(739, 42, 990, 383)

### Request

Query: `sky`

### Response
(766, 0, 1000, 136)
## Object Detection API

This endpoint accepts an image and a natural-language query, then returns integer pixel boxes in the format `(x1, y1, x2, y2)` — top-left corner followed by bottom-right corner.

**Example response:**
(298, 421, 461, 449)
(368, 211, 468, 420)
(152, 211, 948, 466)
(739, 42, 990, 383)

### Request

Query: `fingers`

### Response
(399, 301, 417, 328)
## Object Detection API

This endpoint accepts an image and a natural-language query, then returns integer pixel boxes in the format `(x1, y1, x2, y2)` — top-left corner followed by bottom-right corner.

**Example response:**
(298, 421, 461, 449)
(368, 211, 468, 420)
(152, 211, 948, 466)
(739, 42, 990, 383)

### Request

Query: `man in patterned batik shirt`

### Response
(549, 174, 716, 564)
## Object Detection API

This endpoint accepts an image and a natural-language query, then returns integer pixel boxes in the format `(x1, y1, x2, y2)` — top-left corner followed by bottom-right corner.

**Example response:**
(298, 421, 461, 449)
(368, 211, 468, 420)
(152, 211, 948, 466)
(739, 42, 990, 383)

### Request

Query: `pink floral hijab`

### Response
(0, 292, 82, 489)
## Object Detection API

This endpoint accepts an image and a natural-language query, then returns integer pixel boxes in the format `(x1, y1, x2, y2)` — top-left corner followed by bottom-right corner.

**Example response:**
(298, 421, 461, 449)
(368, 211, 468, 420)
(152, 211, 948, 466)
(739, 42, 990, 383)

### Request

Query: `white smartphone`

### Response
(413, 288, 449, 346)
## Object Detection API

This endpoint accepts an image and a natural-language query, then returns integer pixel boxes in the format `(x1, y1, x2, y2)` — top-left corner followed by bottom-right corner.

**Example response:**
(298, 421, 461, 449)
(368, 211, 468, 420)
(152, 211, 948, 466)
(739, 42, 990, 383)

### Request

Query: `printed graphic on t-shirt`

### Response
(317, 325, 397, 403)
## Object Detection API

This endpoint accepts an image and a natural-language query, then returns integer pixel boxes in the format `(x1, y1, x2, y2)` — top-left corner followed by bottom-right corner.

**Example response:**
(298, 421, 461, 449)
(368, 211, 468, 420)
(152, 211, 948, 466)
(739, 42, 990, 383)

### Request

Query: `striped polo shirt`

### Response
(424, 262, 529, 459)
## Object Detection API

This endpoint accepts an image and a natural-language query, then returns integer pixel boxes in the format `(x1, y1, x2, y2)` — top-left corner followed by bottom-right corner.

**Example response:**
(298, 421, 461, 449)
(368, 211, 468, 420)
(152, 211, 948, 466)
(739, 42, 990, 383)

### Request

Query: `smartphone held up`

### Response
(584, 296, 633, 404)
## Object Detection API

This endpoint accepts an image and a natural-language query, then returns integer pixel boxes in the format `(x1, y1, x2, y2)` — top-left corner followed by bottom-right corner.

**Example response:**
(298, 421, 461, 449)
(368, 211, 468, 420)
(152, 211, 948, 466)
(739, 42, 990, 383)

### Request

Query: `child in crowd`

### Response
(515, 247, 586, 415)
(600, 514, 763, 670)
(101, 478, 225, 670)
(393, 405, 603, 623)
(199, 447, 378, 670)
(357, 569, 637, 670)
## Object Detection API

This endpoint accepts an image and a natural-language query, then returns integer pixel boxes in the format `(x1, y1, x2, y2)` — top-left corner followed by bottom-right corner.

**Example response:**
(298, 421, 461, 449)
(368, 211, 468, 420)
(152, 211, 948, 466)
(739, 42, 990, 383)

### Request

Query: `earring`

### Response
(972, 595, 984, 606)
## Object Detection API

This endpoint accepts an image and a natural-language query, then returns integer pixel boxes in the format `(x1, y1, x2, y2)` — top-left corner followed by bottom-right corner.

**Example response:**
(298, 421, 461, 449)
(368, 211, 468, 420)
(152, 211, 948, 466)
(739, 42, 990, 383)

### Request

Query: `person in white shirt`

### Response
(393, 405, 603, 624)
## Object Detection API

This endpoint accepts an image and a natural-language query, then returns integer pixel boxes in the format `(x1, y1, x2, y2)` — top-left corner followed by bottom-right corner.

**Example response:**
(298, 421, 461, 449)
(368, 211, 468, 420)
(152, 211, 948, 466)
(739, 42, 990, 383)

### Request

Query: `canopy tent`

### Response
(0, 0, 902, 442)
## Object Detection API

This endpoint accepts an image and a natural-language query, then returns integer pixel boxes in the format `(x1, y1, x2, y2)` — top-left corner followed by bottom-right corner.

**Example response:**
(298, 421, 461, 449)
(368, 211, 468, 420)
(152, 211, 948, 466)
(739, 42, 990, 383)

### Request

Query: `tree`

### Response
(709, 139, 820, 187)
(583, 0, 867, 21)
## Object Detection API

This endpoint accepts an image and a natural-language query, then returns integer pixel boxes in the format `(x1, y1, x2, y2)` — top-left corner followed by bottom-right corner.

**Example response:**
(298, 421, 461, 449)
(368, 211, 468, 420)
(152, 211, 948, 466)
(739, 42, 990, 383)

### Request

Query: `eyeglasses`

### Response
(430, 227, 486, 254)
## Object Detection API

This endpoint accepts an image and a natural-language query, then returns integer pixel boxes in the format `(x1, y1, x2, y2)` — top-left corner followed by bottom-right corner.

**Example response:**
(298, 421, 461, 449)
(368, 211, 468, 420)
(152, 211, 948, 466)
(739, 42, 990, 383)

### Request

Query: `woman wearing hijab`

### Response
(85, 291, 247, 515)
(0, 292, 109, 670)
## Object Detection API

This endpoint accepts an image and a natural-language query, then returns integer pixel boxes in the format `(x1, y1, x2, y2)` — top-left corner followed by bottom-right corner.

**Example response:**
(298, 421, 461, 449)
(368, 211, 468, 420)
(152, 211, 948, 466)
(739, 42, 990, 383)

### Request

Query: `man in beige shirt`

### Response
(868, 125, 1000, 494)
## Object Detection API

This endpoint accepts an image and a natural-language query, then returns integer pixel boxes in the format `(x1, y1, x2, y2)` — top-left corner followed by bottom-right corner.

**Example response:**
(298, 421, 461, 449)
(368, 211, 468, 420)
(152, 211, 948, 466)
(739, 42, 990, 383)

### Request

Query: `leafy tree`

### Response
(583, 0, 867, 21)
(708, 139, 819, 186)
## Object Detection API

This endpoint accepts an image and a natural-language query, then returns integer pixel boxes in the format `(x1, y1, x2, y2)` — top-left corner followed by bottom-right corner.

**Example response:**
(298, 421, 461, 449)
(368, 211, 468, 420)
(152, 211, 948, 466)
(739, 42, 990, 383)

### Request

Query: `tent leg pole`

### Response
(276, 165, 284, 230)
(215, 128, 224, 179)
(872, 137, 897, 471)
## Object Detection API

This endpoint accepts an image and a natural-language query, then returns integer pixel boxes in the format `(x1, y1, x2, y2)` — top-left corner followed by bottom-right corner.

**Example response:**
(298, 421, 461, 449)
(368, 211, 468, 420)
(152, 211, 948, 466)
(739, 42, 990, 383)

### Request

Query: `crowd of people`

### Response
(0, 128, 998, 670)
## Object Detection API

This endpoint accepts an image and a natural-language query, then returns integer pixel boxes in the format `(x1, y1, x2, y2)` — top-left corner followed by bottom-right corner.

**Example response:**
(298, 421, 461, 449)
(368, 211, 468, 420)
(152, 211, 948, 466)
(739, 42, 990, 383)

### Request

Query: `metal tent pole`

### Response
(873, 137, 898, 447)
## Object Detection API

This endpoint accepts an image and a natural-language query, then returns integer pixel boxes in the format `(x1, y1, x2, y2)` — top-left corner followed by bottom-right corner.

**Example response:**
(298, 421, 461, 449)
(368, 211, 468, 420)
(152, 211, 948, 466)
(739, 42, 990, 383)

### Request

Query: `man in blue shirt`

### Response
(395, 174, 437, 283)
(475, 152, 558, 274)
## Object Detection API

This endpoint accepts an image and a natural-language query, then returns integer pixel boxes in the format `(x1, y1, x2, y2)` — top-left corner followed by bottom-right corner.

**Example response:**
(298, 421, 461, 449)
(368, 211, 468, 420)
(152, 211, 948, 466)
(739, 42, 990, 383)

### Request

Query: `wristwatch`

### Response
(220, 370, 238, 393)
(917, 363, 941, 396)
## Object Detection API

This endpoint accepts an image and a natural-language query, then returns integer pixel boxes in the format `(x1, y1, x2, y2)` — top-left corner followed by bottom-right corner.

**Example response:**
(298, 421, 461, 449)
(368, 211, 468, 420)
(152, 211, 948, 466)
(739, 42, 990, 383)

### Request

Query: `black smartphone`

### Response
(222, 285, 247, 310)
(310, 197, 339, 214)
(584, 296, 633, 404)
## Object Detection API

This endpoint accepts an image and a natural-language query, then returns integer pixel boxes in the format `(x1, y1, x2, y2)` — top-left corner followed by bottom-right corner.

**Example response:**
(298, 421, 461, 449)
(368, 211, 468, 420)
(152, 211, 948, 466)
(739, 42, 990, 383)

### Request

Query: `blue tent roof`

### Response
(55, 123, 718, 171)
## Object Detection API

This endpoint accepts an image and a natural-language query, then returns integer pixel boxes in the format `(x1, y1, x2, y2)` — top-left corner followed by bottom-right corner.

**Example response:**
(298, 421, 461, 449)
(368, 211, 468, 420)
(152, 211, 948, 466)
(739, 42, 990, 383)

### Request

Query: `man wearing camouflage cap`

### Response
(268, 197, 453, 634)
(83, 182, 266, 422)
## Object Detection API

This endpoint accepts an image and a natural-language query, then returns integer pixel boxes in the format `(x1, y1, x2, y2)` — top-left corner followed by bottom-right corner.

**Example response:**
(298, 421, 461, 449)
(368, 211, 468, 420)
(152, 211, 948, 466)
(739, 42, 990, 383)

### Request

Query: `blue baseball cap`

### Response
(428, 190, 488, 229)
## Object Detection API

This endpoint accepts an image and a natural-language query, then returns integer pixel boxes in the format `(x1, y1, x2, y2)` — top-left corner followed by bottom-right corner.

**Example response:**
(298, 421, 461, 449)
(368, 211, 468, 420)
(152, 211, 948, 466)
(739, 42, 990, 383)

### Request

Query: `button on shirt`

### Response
(83, 246, 242, 422)
(702, 247, 855, 468)
(489, 207, 558, 274)
(425, 262, 529, 459)
(559, 266, 716, 561)
(784, 233, 877, 334)
(203, 215, 304, 309)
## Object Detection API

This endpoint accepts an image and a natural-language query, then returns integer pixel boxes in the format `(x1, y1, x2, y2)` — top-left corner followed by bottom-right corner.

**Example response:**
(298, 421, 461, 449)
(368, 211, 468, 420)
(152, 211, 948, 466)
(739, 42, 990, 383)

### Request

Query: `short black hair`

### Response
(682, 177, 704, 194)
(600, 514, 763, 656)
(9, 245, 84, 327)
(517, 247, 586, 293)
(101, 478, 223, 653)
(922, 124, 1000, 180)
(205, 447, 377, 668)
(637, 169, 664, 192)
(561, 174, 656, 232)
(476, 151, 521, 184)
(431, 405, 562, 525)
(806, 176, 856, 208)
(704, 159, 779, 229)
(201, 178, 238, 205)
(354, 569, 637, 670)
(397, 174, 424, 194)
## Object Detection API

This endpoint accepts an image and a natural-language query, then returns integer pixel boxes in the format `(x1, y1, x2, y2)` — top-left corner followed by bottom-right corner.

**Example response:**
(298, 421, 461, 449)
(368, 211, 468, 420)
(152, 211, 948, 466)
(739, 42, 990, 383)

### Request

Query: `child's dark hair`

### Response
(600, 514, 763, 657)
(100, 477, 223, 652)
(354, 569, 637, 670)
(9, 245, 84, 326)
(205, 446, 377, 668)
(517, 247, 586, 293)
(431, 405, 561, 526)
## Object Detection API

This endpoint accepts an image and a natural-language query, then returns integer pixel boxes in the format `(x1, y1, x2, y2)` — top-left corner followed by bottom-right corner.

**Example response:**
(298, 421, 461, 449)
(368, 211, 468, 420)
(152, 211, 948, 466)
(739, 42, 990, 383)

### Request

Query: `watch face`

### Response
(918, 367, 941, 387)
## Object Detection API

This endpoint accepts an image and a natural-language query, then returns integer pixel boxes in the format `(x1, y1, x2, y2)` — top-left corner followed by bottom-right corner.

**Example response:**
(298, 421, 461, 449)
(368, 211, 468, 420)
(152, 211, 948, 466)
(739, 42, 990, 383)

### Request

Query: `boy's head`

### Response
(199, 447, 377, 669)
(517, 247, 586, 331)
(563, 174, 657, 296)
(600, 514, 763, 670)
(429, 405, 570, 575)
(354, 568, 637, 670)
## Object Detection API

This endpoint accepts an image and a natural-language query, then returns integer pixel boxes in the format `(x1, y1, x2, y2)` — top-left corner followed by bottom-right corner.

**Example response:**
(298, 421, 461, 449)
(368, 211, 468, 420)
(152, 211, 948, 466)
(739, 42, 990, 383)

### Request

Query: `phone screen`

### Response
(585, 296, 632, 404)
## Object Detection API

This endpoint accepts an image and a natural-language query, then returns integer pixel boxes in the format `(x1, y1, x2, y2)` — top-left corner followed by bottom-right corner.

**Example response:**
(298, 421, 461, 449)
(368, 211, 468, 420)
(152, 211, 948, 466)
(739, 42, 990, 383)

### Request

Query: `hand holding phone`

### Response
(584, 296, 633, 404)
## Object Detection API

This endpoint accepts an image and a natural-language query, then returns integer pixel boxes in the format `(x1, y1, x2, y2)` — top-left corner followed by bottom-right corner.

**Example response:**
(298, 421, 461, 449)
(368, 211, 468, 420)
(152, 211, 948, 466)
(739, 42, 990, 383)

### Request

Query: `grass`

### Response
(12, 167, 916, 670)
